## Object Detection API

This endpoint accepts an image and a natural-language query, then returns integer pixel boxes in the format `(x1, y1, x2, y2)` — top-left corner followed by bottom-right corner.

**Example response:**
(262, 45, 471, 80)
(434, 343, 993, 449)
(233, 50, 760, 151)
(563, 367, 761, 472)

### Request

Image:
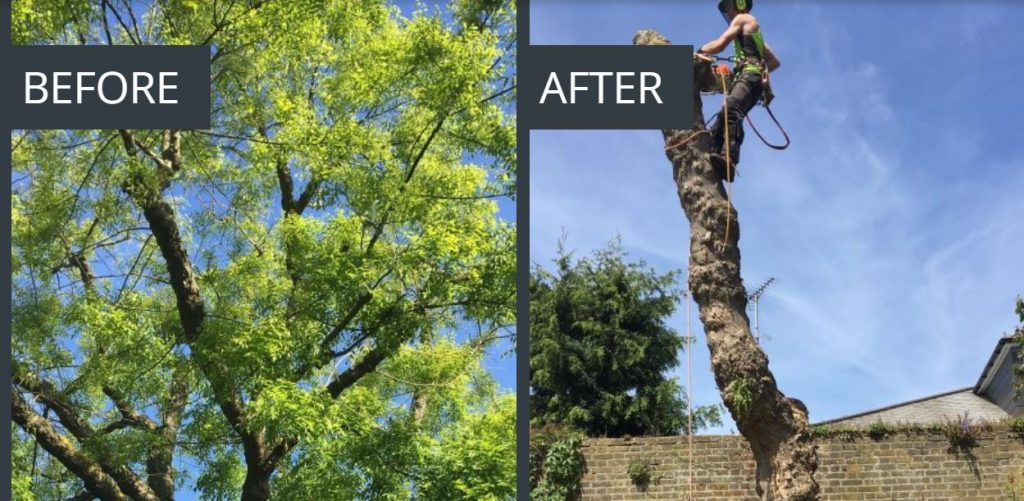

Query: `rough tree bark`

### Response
(633, 30, 820, 500)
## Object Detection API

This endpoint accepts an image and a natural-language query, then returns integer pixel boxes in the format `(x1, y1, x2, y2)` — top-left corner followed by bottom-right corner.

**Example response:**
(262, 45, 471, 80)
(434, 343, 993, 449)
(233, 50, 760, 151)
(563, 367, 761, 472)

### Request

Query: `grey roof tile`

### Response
(816, 388, 1008, 427)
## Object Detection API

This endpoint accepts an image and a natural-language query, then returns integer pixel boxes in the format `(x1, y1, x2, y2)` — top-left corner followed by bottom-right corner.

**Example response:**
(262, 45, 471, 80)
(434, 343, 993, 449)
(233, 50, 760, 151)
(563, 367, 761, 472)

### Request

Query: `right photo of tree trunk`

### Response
(635, 29, 819, 500)
(529, 3, 1024, 501)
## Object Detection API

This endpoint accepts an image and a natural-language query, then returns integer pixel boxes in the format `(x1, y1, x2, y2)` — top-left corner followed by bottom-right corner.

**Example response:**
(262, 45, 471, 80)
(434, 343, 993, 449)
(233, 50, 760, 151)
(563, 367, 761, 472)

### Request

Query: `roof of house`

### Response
(815, 387, 1010, 427)
(975, 334, 1019, 394)
(815, 334, 1023, 427)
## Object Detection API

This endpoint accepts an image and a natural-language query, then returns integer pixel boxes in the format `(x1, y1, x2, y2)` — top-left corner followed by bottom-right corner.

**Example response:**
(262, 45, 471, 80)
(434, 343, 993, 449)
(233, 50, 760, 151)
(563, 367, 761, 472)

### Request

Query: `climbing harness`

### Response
(686, 41, 790, 244)
(691, 54, 790, 152)
(697, 53, 788, 245)
(701, 55, 790, 153)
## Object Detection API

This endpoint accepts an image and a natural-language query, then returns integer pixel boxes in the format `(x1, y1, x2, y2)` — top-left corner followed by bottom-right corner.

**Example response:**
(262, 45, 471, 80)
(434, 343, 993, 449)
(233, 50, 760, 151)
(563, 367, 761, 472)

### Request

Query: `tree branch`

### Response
(11, 370, 159, 501)
(13, 363, 94, 441)
(102, 388, 159, 432)
(118, 128, 272, 500)
(12, 390, 130, 501)
(327, 347, 388, 398)
(145, 365, 189, 500)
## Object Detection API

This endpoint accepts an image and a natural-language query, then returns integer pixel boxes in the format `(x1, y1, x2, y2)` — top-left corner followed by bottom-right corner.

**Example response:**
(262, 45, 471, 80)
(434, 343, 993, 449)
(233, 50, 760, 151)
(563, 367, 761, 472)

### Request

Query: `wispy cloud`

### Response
(530, 2, 1024, 431)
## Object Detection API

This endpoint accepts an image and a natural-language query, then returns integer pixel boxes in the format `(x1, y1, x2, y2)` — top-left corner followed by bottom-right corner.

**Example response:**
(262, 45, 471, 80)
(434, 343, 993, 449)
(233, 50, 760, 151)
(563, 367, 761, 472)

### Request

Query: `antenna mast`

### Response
(747, 277, 776, 343)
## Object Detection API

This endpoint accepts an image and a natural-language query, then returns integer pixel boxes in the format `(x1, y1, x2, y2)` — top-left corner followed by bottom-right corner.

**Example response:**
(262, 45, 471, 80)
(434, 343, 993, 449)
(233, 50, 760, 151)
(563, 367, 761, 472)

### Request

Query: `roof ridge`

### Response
(813, 386, 975, 426)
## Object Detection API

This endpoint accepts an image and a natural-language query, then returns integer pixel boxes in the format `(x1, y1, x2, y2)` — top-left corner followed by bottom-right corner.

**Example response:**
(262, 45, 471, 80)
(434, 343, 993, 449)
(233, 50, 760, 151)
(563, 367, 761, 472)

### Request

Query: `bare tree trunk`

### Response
(633, 30, 820, 500)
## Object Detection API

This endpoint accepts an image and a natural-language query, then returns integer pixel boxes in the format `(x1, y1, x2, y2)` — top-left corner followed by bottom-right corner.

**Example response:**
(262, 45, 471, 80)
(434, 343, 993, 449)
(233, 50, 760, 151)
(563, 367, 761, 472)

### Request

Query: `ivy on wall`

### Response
(530, 425, 586, 501)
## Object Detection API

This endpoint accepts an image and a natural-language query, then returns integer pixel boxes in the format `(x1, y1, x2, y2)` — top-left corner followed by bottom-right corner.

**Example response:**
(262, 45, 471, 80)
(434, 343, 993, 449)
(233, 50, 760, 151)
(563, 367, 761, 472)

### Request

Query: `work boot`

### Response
(709, 153, 737, 182)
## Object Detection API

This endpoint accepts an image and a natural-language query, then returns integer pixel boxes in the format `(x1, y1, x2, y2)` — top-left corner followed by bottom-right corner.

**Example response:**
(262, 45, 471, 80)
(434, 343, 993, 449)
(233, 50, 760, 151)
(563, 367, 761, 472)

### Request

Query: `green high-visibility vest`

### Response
(733, 29, 767, 75)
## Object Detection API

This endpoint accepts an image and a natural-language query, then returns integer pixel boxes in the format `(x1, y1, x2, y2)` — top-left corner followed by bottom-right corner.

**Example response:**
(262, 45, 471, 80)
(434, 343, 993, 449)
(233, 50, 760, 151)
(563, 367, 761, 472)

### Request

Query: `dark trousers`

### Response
(711, 71, 764, 165)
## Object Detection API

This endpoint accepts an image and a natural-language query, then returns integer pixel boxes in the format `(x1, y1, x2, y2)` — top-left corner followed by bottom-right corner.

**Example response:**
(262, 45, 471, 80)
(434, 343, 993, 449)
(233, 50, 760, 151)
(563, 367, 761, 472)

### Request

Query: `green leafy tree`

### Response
(530, 238, 721, 438)
(10, 0, 515, 499)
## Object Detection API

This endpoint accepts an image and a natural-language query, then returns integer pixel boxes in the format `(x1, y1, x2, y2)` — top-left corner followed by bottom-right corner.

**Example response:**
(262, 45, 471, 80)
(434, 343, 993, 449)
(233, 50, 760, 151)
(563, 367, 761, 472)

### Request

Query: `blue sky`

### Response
(529, 1, 1024, 433)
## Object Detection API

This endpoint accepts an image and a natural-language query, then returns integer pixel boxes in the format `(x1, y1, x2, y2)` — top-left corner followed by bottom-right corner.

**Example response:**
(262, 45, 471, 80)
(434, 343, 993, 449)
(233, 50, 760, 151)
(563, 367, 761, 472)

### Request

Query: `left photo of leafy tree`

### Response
(10, 1, 516, 499)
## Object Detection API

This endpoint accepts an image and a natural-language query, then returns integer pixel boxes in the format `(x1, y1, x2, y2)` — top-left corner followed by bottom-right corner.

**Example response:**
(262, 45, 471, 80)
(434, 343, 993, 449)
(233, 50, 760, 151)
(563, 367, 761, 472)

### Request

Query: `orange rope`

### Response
(664, 129, 710, 152)
(686, 287, 694, 498)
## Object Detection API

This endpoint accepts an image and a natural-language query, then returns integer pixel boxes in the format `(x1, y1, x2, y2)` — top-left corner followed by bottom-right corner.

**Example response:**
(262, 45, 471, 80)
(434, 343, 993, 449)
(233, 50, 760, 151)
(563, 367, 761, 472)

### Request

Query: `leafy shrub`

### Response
(727, 377, 755, 418)
(530, 425, 585, 501)
(942, 412, 977, 454)
(1011, 416, 1024, 440)
(867, 421, 889, 440)
(626, 460, 652, 489)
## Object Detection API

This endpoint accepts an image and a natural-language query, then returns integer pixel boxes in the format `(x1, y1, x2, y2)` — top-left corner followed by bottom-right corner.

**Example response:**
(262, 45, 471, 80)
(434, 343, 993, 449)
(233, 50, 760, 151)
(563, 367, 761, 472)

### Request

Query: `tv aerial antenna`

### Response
(747, 277, 776, 343)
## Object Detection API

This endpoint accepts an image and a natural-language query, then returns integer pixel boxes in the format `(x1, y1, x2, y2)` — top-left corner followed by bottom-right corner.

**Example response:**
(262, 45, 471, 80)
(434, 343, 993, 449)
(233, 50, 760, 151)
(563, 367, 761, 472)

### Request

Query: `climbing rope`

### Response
(719, 70, 734, 246)
(663, 129, 710, 152)
(686, 286, 694, 499)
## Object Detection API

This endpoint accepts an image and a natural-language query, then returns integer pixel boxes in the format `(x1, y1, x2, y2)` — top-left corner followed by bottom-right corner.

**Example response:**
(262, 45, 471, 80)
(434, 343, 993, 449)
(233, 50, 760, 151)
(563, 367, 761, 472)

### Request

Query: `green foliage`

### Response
(11, 427, 36, 501)
(727, 377, 756, 419)
(10, 0, 515, 498)
(626, 460, 652, 489)
(530, 238, 721, 437)
(530, 426, 585, 501)
(808, 424, 826, 438)
(194, 448, 246, 501)
(417, 395, 516, 500)
(810, 415, 1015, 455)
(942, 412, 978, 454)
(867, 420, 890, 440)
(1011, 416, 1024, 440)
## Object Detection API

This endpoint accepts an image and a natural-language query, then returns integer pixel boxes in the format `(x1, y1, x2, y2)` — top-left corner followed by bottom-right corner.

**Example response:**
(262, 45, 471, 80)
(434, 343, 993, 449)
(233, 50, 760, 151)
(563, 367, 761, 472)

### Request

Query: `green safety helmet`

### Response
(718, 0, 752, 14)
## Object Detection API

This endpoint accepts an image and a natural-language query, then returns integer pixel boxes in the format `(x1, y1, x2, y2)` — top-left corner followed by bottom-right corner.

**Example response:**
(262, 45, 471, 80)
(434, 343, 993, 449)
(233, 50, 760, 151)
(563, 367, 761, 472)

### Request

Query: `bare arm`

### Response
(700, 17, 743, 55)
(764, 43, 781, 72)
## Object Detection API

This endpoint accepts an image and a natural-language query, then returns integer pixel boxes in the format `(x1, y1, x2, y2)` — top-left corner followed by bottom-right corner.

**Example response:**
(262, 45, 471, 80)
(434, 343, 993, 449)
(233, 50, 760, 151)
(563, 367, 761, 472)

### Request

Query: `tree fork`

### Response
(633, 29, 820, 500)
(120, 129, 280, 501)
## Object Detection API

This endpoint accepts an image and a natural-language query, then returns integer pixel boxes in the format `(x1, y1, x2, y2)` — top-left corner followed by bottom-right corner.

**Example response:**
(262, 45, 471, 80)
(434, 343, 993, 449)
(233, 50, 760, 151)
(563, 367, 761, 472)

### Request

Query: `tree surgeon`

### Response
(633, 25, 819, 500)
(698, 0, 781, 182)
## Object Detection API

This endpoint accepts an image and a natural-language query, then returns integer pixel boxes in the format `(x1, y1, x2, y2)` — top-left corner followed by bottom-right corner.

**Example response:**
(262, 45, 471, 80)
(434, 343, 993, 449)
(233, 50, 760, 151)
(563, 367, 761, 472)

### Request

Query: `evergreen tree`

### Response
(530, 238, 720, 437)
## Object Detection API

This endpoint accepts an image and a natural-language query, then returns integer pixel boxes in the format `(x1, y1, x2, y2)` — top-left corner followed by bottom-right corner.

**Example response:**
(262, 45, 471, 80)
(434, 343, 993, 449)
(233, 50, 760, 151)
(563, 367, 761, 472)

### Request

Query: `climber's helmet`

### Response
(718, 0, 752, 20)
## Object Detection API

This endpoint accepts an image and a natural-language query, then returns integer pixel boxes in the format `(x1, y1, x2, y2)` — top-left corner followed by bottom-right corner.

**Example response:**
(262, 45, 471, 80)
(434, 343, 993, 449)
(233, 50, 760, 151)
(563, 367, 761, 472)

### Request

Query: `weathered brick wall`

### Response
(580, 430, 1024, 499)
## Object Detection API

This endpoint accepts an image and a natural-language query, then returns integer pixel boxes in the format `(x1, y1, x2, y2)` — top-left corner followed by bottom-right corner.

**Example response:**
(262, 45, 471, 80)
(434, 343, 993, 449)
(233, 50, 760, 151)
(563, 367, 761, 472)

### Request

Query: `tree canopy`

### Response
(10, 0, 516, 499)
(529, 238, 720, 438)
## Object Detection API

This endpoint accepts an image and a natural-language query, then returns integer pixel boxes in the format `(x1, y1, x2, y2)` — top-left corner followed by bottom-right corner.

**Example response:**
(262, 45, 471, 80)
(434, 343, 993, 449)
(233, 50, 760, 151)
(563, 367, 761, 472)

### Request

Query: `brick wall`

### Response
(580, 430, 1024, 499)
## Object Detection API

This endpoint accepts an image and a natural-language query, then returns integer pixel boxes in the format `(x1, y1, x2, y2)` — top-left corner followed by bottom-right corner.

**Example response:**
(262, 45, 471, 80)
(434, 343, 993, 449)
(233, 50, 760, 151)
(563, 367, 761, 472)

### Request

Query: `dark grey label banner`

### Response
(6, 45, 211, 130)
(520, 45, 694, 130)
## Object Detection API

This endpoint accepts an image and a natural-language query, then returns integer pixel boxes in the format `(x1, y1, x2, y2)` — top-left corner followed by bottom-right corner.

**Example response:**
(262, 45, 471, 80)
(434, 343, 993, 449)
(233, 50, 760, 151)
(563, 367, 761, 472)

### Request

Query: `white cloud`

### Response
(529, 2, 1024, 431)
